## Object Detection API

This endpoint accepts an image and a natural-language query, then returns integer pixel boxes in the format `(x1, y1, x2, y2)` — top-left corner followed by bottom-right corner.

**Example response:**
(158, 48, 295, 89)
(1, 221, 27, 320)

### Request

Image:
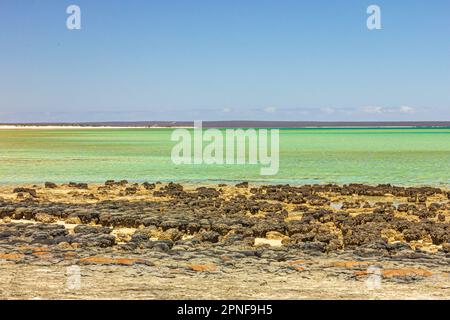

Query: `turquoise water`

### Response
(0, 128, 450, 186)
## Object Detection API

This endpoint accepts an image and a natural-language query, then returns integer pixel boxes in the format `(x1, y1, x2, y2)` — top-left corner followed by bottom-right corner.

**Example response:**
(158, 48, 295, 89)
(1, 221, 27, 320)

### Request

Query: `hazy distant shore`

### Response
(0, 125, 187, 130)
(1, 121, 450, 129)
(0, 181, 449, 299)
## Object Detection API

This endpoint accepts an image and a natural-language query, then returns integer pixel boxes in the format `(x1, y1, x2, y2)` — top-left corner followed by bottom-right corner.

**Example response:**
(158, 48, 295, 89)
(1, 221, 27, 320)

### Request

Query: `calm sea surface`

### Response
(1, 128, 450, 186)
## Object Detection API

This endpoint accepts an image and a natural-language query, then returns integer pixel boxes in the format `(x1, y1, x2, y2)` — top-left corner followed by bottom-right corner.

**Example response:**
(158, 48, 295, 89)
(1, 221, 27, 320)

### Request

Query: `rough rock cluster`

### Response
(1, 181, 449, 299)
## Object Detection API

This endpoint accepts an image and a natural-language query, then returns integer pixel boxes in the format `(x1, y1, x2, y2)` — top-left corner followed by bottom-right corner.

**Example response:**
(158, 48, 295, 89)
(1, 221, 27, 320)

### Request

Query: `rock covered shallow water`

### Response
(0, 181, 449, 299)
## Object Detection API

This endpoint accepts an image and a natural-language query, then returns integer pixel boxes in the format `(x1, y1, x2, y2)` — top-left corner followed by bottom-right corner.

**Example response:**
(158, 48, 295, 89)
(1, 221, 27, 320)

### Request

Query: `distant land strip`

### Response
(1, 121, 450, 128)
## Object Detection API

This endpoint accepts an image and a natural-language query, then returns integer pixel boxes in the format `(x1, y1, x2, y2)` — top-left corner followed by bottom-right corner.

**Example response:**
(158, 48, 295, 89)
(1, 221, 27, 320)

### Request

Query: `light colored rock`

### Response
(65, 216, 82, 224)
(111, 227, 135, 243)
(35, 212, 58, 223)
(57, 242, 73, 250)
(160, 228, 182, 241)
(2, 217, 12, 223)
(266, 231, 289, 241)
(254, 238, 283, 247)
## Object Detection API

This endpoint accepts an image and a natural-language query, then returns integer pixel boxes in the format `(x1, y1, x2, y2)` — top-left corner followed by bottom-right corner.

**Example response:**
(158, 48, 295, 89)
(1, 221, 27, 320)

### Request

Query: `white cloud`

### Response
(362, 106, 384, 114)
(320, 107, 335, 114)
(399, 106, 415, 114)
(222, 107, 232, 113)
(361, 106, 416, 114)
(263, 106, 276, 113)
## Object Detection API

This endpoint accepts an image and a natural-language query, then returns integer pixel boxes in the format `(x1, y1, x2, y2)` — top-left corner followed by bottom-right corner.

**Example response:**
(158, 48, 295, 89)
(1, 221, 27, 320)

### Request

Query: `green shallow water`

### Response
(0, 128, 450, 186)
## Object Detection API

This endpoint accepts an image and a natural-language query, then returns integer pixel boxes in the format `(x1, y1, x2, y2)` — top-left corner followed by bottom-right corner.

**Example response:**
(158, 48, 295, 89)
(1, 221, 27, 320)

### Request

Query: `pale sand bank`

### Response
(0, 125, 190, 130)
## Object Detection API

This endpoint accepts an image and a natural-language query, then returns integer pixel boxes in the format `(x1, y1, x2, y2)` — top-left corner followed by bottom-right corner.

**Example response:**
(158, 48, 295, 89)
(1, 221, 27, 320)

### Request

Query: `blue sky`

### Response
(0, 0, 449, 122)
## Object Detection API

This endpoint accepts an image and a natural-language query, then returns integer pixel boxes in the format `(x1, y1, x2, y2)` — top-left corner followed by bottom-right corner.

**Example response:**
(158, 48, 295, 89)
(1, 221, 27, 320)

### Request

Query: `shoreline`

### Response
(1, 124, 450, 130)
(0, 125, 191, 130)
(1, 180, 449, 299)
(1, 180, 449, 190)
(1, 126, 450, 130)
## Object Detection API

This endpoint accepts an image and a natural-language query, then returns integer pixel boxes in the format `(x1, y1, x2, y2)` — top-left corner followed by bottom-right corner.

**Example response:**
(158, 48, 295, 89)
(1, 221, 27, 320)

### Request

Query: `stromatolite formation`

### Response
(0, 181, 449, 299)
